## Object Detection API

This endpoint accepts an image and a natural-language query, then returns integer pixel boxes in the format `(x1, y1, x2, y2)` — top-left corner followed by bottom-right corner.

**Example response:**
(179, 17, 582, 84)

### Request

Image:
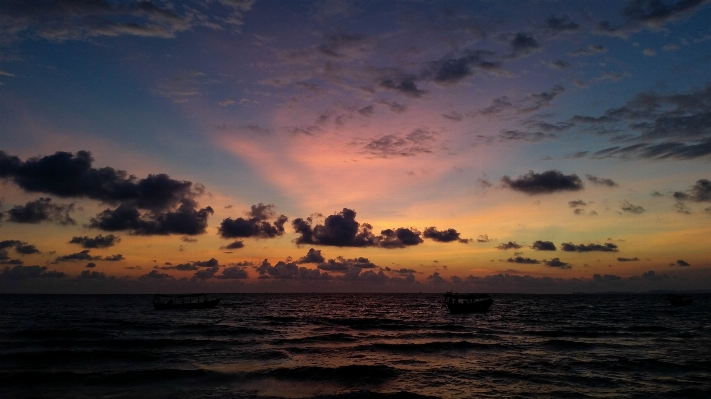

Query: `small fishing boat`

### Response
(444, 292, 493, 313)
(667, 294, 693, 306)
(153, 293, 221, 310)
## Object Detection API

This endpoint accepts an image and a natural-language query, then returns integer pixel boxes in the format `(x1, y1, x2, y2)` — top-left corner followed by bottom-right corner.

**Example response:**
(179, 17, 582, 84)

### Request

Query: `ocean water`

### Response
(1, 293, 709, 399)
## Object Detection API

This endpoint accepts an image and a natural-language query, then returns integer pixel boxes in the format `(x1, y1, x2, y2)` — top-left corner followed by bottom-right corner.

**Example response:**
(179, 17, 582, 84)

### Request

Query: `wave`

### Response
(0, 349, 159, 363)
(543, 339, 596, 349)
(272, 333, 357, 344)
(247, 364, 400, 384)
(355, 340, 506, 353)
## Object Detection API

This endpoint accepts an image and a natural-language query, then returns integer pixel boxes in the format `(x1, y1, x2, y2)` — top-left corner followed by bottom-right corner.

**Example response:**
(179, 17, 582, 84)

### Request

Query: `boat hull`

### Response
(154, 298, 221, 310)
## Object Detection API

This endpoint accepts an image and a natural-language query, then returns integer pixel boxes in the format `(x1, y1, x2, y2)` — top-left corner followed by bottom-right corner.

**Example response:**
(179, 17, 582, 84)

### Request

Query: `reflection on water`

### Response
(1, 293, 709, 398)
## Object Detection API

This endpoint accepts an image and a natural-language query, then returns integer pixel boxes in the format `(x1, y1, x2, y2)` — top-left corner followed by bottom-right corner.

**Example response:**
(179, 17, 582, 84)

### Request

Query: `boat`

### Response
(444, 292, 493, 313)
(153, 293, 221, 310)
(667, 293, 693, 306)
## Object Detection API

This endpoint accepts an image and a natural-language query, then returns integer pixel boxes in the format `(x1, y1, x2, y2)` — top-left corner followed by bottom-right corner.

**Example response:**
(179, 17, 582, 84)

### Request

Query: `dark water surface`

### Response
(1, 293, 709, 398)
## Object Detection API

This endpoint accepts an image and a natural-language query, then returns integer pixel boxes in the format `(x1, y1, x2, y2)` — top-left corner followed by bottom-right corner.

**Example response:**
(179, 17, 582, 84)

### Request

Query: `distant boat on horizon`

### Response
(443, 292, 493, 313)
(153, 293, 221, 310)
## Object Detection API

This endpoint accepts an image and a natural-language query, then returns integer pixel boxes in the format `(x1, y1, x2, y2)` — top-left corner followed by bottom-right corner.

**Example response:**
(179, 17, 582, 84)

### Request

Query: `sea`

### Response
(1, 293, 709, 399)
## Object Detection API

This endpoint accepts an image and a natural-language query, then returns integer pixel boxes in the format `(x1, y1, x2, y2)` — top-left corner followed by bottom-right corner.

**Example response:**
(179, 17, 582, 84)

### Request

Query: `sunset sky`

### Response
(1, 0, 710, 293)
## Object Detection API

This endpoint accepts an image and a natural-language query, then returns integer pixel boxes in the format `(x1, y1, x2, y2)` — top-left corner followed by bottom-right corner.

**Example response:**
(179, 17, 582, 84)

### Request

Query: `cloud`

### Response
(317, 256, 377, 271)
(363, 129, 437, 158)
(561, 242, 619, 252)
(139, 270, 174, 280)
(292, 209, 423, 249)
(375, 228, 424, 248)
(618, 257, 640, 262)
(501, 170, 583, 195)
(476, 235, 493, 243)
(544, 15, 580, 33)
(532, 241, 556, 251)
(218, 203, 288, 239)
(221, 241, 245, 250)
(85, 262, 96, 268)
(0, 150, 214, 235)
(544, 258, 571, 269)
(425, 50, 501, 84)
(423, 227, 471, 243)
(53, 250, 102, 263)
(7, 198, 75, 225)
(0, 265, 66, 280)
(671, 259, 690, 267)
(0, 0, 199, 42)
(597, 0, 709, 37)
(620, 200, 646, 214)
(160, 258, 219, 271)
(568, 200, 587, 208)
(507, 32, 540, 58)
(216, 266, 249, 279)
(69, 234, 120, 249)
(104, 254, 124, 261)
(297, 248, 325, 264)
(548, 59, 571, 69)
(673, 179, 711, 202)
(497, 241, 522, 250)
(192, 266, 220, 280)
(379, 78, 425, 97)
(256, 259, 331, 280)
(586, 175, 618, 187)
(569, 44, 608, 56)
(507, 256, 540, 264)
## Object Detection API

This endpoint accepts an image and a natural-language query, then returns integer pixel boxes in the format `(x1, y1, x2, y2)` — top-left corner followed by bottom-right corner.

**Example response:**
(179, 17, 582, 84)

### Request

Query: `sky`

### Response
(1, 0, 710, 294)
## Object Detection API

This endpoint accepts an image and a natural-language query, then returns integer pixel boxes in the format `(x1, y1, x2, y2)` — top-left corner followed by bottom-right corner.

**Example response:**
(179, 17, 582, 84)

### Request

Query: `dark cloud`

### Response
(363, 130, 436, 158)
(423, 227, 470, 244)
(358, 105, 374, 116)
(498, 130, 557, 143)
(497, 241, 522, 250)
(671, 259, 690, 267)
(501, 170, 583, 195)
(380, 78, 425, 98)
(297, 248, 326, 264)
(317, 256, 377, 271)
(0, 0, 197, 42)
(442, 111, 463, 121)
(476, 235, 492, 243)
(544, 15, 580, 33)
(597, 0, 709, 36)
(160, 258, 218, 271)
(568, 200, 587, 208)
(86, 262, 96, 268)
(69, 234, 120, 249)
(377, 228, 424, 248)
(507, 256, 540, 264)
(139, 270, 174, 280)
(425, 50, 501, 84)
(221, 241, 245, 250)
(192, 266, 220, 280)
(0, 265, 66, 280)
(618, 257, 640, 262)
(532, 241, 556, 251)
(317, 33, 369, 57)
(0, 150, 214, 235)
(620, 200, 646, 214)
(217, 266, 249, 279)
(508, 32, 540, 57)
(294, 209, 418, 248)
(104, 254, 124, 262)
(181, 236, 197, 243)
(568, 44, 608, 56)
(218, 203, 287, 239)
(53, 250, 102, 263)
(544, 258, 571, 269)
(478, 86, 565, 117)
(561, 242, 619, 252)
(673, 179, 711, 202)
(90, 200, 214, 235)
(7, 198, 75, 225)
(548, 59, 571, 69)
(586, 175, 618, 187)
(256, 259, 331, 280)
(76, 270, 106, 280)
